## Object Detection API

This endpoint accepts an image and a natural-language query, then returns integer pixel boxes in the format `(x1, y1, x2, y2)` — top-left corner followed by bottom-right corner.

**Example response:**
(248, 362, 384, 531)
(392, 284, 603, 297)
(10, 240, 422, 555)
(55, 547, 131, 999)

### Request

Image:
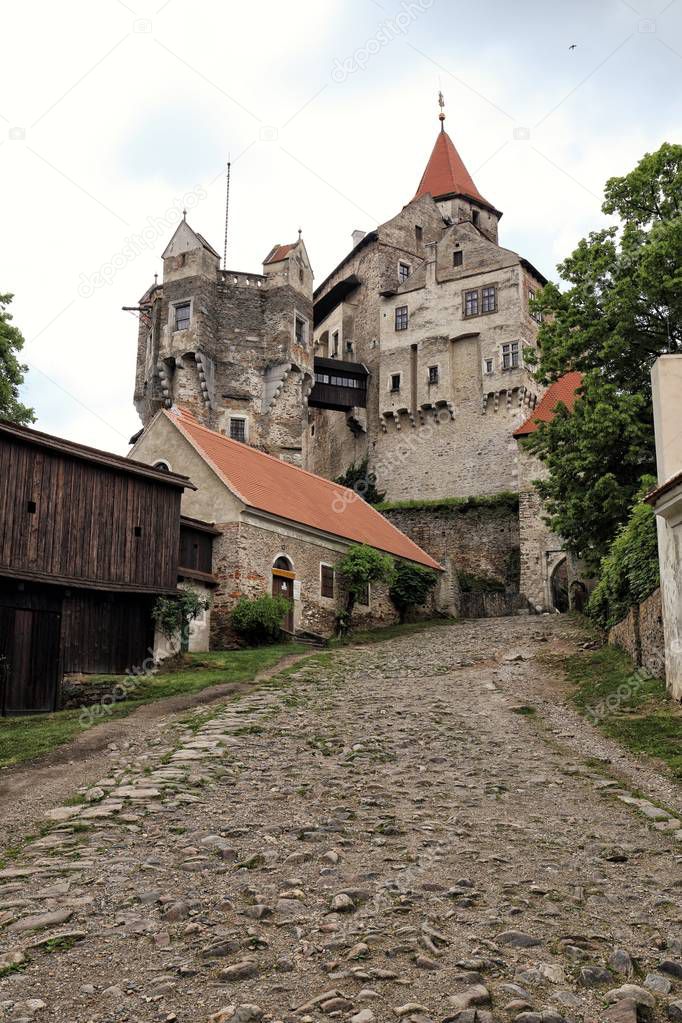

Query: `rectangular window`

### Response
(472, 209, 480, 228)
(395, 306, 408, 331)
(174, 302, 190, 331)
(482, 285, 497, 313)
(464, 289, 479, 317)
(295, 315, 307, 345)
(528, 288, 543, 322)
(428, 366, 439, 385)
(453, 250, 463, 267)
(321, 564, 335, 599)
(331, 330, 339, 356)
(398, 262, 411, 283)
(229, 417, 246, 442)
(415, 225, 423, 245)
(390, 373, 401, 392)
(484, 358, 494, 374)
(502, 341, 520, 370)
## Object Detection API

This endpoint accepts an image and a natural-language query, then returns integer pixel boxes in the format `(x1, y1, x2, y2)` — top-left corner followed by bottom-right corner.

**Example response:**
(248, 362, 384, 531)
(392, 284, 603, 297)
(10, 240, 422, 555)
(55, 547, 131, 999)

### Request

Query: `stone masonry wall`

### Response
(608, 588, 666, 679)
(382, 502, 520, 614)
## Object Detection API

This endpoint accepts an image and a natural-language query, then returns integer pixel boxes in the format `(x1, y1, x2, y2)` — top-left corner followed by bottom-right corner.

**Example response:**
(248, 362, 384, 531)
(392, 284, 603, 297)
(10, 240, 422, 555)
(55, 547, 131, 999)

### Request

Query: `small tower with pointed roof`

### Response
(413, 95, 502, 244)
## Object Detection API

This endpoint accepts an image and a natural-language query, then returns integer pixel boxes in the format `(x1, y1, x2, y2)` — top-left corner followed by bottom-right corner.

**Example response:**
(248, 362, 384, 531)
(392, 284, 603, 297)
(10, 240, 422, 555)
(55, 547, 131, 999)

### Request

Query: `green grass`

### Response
(375, 492, 518, 514)
(564, 645, 682, 779)
(0, 644, 306, 771)
(328, 616, 457, 648)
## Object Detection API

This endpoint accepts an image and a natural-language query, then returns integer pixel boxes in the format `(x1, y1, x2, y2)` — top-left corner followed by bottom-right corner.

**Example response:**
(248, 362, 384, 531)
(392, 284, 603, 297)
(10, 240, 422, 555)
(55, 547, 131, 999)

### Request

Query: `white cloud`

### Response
(1, 0, 680, 453)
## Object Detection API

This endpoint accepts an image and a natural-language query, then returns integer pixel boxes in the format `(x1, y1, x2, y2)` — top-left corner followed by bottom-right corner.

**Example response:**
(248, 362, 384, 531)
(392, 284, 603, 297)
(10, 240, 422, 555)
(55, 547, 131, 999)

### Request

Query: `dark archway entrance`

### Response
(550, 557, 569, 612)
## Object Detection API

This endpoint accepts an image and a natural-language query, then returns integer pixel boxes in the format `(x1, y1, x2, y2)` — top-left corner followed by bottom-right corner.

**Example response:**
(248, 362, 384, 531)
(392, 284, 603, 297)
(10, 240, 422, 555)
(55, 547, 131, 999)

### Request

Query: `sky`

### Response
(1, 0, 680, 454)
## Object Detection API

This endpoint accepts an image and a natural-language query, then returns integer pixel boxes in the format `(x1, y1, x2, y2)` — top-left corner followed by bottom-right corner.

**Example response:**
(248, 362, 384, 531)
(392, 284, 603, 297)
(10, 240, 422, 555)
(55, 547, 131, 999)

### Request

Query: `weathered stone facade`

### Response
(608, 588, 665, 680)
(134, 220, 314, 464)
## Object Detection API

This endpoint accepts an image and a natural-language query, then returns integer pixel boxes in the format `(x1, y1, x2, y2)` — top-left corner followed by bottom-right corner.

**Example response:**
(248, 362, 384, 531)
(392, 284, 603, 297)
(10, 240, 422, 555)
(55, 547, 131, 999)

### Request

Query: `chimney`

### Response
(352, 230, 366, 248)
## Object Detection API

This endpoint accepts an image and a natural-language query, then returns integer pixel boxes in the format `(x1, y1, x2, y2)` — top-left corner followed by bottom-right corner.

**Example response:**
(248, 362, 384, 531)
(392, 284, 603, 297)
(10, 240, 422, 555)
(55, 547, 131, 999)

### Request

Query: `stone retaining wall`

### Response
(608, 588, 665, 678)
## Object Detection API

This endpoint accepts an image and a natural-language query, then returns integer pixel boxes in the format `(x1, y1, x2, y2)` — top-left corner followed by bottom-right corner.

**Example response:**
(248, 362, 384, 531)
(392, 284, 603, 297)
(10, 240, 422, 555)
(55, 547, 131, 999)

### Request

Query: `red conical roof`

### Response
(414, 128, 492, 207)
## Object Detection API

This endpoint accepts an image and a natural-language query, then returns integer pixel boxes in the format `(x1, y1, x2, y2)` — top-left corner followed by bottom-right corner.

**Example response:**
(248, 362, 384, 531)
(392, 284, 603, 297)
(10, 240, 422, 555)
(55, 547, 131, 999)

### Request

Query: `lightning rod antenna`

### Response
(223, 158, 231, 270)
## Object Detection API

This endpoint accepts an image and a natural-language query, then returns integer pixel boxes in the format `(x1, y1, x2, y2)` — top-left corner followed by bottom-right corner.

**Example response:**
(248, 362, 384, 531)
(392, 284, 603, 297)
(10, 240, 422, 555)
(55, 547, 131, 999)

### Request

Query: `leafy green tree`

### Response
(525, 143, 682, 571)
(336, 544, 395, 635)
(153, 590, 209, 652)
(0, 293, 34, 424)
(335, 458, 386, 505)
(389, 560, 438, 622)
(587, 477, 660, 629)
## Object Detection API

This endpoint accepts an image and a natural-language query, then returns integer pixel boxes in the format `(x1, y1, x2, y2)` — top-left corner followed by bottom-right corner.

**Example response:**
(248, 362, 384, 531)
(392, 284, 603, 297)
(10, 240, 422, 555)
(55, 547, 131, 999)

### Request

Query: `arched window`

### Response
(153, 460, 171, 473)
(273, 555, 293, 571)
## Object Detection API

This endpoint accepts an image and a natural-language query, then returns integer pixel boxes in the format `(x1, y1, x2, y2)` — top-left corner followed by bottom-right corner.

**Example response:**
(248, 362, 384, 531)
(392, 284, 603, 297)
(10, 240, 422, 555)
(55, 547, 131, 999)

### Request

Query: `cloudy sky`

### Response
(1, 0, 680, 454)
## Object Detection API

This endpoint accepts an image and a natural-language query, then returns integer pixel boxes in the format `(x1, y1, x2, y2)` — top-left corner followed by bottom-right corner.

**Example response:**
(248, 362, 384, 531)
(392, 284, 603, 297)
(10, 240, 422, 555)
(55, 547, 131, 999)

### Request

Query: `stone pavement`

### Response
(0, 617, 681, 1023)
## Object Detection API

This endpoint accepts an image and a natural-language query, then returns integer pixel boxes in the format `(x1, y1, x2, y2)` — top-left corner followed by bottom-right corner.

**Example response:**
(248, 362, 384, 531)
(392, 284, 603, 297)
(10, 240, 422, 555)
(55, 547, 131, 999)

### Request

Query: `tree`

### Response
(389, 560, 438, 623)
(231, 595, 292, 645)
(0, 293, 34, 425)
(525, 142, 682, 571)
(336, 544, 395, 635)
(587, 477, 660, 630)
(335, 458, 386, 505)
(152, 590, 209, 653)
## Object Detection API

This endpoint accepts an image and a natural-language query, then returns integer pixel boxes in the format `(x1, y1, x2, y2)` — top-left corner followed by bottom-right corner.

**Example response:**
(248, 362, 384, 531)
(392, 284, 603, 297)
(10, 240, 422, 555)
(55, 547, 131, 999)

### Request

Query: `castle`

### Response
(132, 105, 587, 614)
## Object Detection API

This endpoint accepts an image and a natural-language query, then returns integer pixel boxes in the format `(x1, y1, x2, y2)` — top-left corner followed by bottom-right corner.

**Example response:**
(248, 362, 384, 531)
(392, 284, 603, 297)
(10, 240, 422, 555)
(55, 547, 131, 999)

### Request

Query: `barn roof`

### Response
(165, 408, 442, 570)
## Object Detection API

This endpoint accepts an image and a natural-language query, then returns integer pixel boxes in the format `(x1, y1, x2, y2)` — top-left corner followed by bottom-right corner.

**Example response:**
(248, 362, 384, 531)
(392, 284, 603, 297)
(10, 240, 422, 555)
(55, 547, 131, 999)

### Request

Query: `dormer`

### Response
(162, 218, 221, 283)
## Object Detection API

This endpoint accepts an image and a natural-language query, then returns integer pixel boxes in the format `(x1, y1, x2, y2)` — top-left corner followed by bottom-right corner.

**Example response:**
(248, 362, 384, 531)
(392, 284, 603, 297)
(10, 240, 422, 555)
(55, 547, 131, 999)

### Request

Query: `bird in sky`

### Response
(569, 43, 578, 50)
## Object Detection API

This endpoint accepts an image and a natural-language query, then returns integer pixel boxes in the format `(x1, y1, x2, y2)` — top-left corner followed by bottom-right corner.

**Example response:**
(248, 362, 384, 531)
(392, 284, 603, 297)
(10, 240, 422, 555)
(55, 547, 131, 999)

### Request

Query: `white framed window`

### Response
(464, 289, 479, 317)
(294, 312, 308, 345)
(501, 341, 520, 370)
(228, 416, 248, 442)
(528, 287, 543, 322)
(482, 285, 497, 313)
(395, 306, 408, 331)
(172, 300, 191, 332)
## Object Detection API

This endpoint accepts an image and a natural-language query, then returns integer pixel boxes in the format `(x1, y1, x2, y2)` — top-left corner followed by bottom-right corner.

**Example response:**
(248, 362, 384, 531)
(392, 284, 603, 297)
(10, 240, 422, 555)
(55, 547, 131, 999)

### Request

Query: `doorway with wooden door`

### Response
(0, 605, 61, 715)
(272, 556, 295, 633)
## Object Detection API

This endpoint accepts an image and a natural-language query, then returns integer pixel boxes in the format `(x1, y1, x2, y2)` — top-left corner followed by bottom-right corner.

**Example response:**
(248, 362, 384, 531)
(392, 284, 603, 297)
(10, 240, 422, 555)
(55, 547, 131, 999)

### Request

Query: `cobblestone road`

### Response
(1, 617, 681, 1023)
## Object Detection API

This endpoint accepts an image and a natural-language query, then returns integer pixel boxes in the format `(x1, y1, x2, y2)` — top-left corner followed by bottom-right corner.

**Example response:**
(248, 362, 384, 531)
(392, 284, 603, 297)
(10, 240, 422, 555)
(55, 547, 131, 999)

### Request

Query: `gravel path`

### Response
(0, 617, 680, 1023)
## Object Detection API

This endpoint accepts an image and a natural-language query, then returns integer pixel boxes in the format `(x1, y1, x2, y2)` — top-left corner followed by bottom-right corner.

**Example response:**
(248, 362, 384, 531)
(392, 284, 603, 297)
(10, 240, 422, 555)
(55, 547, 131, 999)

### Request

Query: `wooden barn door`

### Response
(0, 607, 61, 715)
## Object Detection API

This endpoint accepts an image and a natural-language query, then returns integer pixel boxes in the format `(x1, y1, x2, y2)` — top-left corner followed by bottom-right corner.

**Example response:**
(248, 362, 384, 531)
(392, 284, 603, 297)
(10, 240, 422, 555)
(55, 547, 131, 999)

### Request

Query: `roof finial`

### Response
(182, 207, 187, 221)
(438, 90, 445, 131)
(298, 227, 302, 240)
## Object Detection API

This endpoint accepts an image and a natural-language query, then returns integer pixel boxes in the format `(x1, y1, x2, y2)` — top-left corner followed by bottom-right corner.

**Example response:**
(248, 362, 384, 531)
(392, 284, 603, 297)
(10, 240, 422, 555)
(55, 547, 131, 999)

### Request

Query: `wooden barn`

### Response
(0, 420, 194, 715)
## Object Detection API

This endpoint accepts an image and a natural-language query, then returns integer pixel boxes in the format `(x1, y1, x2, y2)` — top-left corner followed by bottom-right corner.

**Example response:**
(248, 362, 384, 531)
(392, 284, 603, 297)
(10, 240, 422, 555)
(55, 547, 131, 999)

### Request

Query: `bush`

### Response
(336, 544, 396, 635)
(587, 476, 660, 630)
(231, 595, 292, 645)
(335, 458, 386, 505)
(389, 561, 438, 622)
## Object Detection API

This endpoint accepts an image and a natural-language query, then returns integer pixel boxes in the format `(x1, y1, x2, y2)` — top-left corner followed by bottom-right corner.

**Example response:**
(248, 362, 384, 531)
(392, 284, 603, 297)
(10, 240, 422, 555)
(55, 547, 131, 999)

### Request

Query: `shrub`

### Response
(231, 595, 292, 645)
(587, 476, 660, 630)
(335, 458, 386, 505)
(336, 544, 395, 635)
(389, 561, 438, 622)
(153, 590, 209, 652)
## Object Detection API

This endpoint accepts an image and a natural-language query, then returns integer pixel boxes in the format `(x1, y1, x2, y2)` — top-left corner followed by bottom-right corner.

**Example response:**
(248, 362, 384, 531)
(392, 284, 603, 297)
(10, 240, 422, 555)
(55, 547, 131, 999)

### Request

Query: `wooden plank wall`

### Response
(61, 592, 155, 675)
(0, 436, 182, 591)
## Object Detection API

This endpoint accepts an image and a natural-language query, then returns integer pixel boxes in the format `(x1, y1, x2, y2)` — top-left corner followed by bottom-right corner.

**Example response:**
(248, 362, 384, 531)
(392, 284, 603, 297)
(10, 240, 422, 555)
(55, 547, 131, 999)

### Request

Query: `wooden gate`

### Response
(0, 606, 61, 715)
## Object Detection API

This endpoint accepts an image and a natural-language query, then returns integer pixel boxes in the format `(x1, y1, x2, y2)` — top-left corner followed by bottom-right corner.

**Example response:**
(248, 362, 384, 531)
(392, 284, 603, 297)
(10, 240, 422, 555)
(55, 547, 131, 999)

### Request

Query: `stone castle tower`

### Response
(308, 110, 547, 500)
(133, 216, 314, 464)
(133, 108, 547, 496)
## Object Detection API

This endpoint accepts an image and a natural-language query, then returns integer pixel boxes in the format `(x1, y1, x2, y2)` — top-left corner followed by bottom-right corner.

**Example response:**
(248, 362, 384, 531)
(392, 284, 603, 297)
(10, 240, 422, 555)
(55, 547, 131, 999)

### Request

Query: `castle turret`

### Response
(413, 101, 502, 244)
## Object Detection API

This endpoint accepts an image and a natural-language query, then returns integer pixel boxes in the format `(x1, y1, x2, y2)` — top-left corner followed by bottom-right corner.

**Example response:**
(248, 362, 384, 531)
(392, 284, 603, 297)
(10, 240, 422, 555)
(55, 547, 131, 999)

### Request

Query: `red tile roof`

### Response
(263, 243, 295, 264)
(166, 408, 442, 571)
(414, 129, 493, 208)
(513, 372, 584, 438)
